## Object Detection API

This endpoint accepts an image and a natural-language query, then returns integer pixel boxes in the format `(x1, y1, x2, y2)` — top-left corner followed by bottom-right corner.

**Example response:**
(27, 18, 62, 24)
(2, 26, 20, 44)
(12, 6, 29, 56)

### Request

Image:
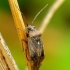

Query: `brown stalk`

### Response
(8, 0, 31, 70)
(0, 33, 19, 70)
(39, 0, 65, 33)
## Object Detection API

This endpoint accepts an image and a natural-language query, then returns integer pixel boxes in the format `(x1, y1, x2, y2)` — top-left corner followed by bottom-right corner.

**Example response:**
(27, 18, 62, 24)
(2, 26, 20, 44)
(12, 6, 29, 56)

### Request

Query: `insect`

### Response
(26, 25, 44, 61)
(22, 4, 48, 61)
(25, 24, 44, 69)
(19, 4, 48, 68)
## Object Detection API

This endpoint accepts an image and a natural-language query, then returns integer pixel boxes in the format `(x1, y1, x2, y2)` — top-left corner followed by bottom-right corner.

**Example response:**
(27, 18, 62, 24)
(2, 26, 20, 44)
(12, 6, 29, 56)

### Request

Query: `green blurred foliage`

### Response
(0, 0, 70, 70)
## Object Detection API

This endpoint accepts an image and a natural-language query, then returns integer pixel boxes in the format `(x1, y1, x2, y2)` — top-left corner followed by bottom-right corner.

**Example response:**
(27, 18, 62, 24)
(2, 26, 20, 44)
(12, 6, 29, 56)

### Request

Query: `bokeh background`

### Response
(0, 0, 70, 70)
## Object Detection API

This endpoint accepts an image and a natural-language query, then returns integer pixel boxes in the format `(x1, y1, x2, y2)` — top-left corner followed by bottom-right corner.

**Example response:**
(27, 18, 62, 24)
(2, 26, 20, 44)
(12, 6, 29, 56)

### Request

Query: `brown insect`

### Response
(21, 4, 48, 68)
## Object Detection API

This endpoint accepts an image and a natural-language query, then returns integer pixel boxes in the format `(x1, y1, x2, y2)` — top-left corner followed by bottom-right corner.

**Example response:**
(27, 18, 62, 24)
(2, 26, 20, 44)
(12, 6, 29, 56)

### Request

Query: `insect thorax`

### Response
(27, 25, 41, 37)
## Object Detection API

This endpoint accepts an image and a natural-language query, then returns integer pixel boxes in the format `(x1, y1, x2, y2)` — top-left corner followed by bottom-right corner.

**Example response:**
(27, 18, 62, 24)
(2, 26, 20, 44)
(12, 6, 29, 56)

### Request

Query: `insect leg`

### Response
(21, 39, 28, 51)
(25, 48, 29, 61)
(21, 39, 29, 61)
(21, 39, 28, 43)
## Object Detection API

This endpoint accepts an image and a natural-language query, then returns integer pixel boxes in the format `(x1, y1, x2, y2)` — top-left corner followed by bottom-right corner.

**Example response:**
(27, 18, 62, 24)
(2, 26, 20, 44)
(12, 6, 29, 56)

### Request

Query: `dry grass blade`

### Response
(8, 0, 31, 70)
(0, 33, 19, 70)
(39, 0, 65, 33)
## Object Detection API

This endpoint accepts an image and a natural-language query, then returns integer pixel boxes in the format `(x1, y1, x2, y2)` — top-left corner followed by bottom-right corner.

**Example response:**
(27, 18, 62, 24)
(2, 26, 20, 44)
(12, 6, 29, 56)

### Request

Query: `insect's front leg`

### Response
(17, 27, 28, 48)
(21, 39, 29, 61)
(21, 39, 28, 51)
(21, 32, 29, 47)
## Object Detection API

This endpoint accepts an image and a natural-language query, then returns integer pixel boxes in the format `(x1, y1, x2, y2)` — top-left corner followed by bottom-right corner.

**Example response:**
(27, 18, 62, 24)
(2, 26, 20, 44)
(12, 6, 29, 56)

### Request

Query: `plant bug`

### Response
(21, 4, 48, 68)
(18, 4, 48, 68)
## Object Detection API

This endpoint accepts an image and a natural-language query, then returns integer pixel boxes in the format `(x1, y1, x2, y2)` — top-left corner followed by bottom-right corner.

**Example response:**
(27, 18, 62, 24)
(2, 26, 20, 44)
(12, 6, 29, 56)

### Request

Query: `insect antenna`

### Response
(31, 4, 48, 24)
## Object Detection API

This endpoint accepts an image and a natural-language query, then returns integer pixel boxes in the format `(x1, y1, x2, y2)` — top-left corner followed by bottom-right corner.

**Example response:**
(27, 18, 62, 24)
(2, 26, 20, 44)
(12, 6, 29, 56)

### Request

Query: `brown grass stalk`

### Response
(0, 33, 19, 70)
(39, 0, 65, 33)
(8, 0, 31, 70)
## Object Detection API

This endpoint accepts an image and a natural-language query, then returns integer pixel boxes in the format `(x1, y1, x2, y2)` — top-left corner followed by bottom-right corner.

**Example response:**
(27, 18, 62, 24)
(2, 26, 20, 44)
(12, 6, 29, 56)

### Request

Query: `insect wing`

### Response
(28, 36, 44, 60)
(28, 37, 37, 60)
(32, 36, 44, 57)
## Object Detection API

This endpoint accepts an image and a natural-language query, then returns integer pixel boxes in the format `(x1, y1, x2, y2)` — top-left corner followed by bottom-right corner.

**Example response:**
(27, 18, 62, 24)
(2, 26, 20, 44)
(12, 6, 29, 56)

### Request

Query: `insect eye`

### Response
(28, 27, 31, 30)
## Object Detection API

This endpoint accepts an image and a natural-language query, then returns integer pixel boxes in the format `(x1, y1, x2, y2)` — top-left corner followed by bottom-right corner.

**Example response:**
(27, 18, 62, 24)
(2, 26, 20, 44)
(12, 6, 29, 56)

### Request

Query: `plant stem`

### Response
(8, 0, 31, 70)
(39, 0, 65, 33)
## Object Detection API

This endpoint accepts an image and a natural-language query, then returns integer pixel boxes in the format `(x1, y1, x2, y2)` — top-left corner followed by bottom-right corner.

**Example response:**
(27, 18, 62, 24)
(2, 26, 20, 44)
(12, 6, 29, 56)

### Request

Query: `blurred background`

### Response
(0, 0, 70, 70)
